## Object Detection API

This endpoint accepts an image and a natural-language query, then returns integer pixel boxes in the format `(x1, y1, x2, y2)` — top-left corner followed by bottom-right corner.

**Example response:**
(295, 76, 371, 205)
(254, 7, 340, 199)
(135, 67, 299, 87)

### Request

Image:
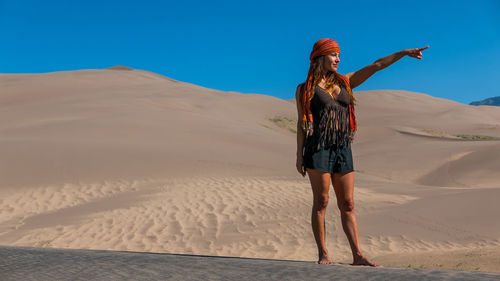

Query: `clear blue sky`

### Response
(1, 0, 499, 104)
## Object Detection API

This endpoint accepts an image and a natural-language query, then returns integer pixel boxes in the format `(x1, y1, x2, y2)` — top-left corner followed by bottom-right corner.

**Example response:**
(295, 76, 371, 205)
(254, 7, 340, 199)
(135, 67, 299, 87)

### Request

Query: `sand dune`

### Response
(417, 143, 500, 187)
(0, 67, 296, 190)
(1, 67, 500, 272)
(352, 89, 500, 186)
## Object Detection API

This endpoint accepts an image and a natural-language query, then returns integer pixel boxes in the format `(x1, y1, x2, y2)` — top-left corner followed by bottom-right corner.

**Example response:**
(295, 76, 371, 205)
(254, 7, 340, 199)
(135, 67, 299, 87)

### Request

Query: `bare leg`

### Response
(332, 172, 378, 266)
(307, 168, 333, 264)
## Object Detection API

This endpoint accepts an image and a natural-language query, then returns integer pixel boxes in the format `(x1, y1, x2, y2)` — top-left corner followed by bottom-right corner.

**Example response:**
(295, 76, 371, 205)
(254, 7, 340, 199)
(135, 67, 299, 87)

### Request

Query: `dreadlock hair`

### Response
(306, 55, 356, 105)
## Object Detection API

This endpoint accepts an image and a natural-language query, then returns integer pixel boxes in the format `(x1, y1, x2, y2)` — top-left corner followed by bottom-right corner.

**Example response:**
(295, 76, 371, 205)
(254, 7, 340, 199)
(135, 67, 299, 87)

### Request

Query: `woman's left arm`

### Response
(345, 46, 429, 89)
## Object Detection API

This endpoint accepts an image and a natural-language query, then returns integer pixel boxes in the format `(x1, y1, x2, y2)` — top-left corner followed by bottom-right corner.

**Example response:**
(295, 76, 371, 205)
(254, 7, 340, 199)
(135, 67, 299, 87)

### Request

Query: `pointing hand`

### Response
(406, 46, 429, 60)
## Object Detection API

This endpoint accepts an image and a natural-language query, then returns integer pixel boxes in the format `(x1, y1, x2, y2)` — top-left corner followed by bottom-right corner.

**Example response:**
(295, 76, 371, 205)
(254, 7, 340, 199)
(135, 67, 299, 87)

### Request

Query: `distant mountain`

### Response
(470, 96, 500, 106)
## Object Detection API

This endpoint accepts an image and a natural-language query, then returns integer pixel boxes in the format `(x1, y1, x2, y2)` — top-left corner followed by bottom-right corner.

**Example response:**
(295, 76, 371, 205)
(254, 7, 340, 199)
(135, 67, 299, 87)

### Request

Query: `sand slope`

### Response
(0, 67, 296, 190)
(1, 67, 500, 272)
(353, 89, 500, 187)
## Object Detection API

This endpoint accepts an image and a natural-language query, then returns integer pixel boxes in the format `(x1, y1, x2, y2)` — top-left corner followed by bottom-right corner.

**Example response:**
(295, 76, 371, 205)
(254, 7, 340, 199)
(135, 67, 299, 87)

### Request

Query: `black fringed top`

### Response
(303, 84, 353, 155)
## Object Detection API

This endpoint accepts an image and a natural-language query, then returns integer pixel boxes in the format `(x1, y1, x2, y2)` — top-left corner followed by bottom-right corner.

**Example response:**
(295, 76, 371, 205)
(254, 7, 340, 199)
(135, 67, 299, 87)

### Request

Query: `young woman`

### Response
(295, 38, 428, 265)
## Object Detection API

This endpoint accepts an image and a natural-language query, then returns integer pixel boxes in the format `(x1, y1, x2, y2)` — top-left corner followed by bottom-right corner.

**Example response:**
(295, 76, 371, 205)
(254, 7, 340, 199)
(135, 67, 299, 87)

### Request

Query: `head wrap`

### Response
(301, 38, 357, 137)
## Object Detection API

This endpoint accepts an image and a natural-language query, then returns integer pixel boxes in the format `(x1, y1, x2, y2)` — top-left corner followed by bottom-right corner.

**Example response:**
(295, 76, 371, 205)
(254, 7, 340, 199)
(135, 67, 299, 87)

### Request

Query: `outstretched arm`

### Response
(345, 46, 429, 89)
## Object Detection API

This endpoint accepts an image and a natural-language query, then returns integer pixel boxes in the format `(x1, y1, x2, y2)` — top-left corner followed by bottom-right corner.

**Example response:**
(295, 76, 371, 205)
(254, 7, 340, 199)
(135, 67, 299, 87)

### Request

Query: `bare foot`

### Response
(318, 251, 333, 264)
(352, 256, 378, 267)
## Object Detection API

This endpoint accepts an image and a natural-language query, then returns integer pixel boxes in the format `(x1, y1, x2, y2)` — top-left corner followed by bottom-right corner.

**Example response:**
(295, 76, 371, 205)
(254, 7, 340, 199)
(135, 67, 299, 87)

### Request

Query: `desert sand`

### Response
(1, 66, 500, 274)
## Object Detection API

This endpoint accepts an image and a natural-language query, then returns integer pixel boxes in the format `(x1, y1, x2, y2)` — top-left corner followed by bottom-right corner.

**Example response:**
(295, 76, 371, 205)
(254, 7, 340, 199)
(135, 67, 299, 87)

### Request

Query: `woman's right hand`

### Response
(296, 156, 306, 177)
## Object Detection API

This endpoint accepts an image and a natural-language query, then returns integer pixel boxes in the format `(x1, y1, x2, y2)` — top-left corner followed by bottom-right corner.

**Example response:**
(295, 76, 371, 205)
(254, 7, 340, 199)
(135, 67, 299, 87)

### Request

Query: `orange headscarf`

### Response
(301, 38, 357, 137)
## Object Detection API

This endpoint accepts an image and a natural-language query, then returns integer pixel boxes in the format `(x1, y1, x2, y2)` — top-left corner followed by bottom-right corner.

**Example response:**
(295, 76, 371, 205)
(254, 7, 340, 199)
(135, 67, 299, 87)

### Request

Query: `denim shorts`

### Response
(303, 142, 354, 174)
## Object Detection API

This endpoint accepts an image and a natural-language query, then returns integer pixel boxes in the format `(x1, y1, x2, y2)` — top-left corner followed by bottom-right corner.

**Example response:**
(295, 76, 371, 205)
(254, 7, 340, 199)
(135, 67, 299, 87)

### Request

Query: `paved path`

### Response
(1, 246, 500, 281)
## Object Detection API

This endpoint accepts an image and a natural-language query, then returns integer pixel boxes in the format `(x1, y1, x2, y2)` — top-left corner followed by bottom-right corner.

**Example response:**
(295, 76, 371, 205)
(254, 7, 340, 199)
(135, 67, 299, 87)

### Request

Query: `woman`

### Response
(295, 38, 428, 265)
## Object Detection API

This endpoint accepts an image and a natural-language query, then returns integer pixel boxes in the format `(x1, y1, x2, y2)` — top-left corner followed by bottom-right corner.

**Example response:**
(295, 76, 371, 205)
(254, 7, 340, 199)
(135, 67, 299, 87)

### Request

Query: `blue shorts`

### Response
(303, 142, 354, 174)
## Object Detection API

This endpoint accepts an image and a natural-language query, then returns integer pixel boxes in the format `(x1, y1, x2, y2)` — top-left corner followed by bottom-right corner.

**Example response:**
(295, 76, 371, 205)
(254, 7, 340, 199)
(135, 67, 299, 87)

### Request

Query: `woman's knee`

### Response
(313, 194, 329, 211)
(338, 199, 354, 213)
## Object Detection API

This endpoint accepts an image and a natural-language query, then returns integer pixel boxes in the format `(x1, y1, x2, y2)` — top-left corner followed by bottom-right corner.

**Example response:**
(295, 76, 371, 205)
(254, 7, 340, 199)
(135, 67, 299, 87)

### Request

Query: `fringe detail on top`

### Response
(304, 103, 353, 154)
